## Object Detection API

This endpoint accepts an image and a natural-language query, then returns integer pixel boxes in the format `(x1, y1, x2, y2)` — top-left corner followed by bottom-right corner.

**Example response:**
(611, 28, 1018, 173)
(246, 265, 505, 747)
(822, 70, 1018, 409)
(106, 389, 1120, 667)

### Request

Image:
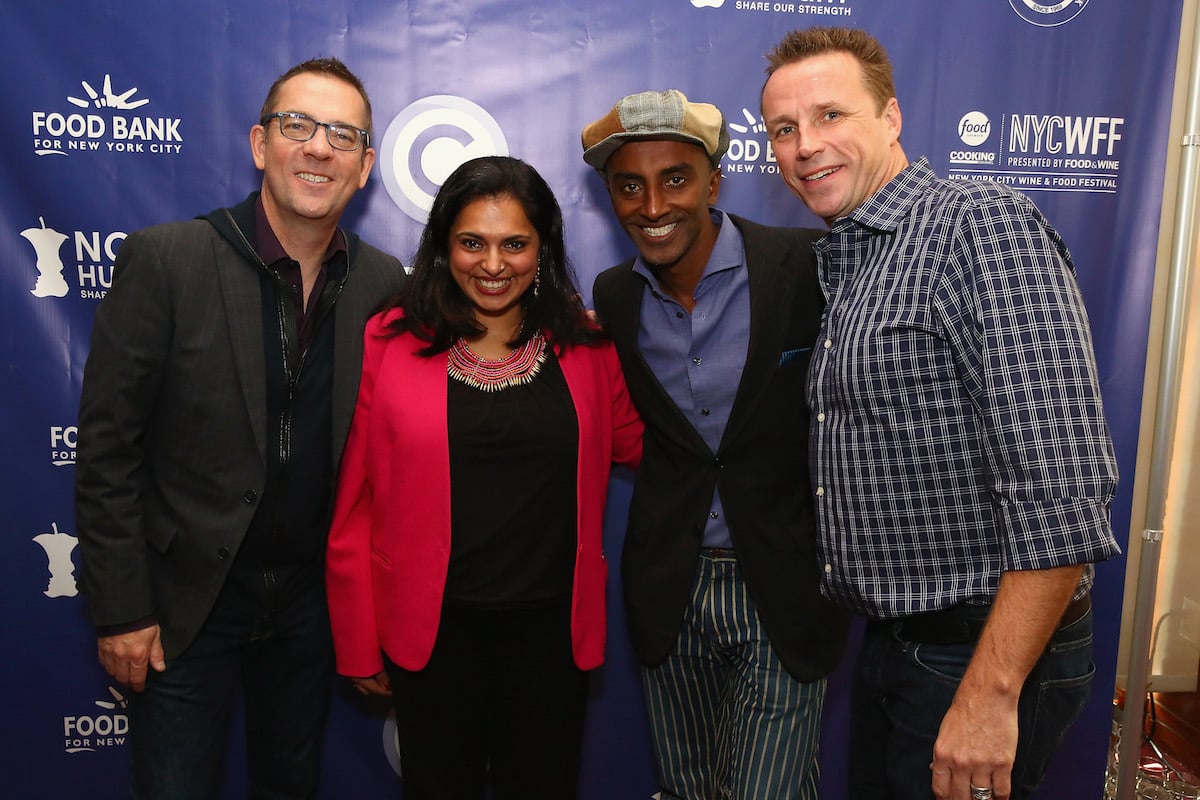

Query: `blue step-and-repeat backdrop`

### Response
(1, 1, 1182, 797)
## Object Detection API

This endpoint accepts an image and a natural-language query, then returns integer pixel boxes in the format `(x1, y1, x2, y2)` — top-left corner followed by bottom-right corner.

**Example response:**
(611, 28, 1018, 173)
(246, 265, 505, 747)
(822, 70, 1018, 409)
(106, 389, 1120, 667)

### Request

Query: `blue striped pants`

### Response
(641, 550, 826, 800)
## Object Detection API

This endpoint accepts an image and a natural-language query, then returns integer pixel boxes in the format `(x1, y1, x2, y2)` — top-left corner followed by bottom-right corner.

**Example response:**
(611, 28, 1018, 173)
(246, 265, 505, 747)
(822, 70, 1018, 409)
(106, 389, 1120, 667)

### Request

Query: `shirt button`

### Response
(692, 357, 702, 366)
(701, 408, 711, 416)
(676, 311, 684, 319)
(709, 511, 719, 519)
(817, 412, 826, 423)
(824, 338, 832, 349)
(242, 490, 257, 504)
(815, 486, 825, 497)
(824, 563, 832, 574)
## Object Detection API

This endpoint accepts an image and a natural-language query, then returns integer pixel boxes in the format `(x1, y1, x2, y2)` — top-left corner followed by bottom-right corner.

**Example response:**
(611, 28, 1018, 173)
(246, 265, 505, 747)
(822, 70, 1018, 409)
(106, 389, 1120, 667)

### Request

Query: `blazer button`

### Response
(243, 490, 258, 504)
(217, 546, 231, 560)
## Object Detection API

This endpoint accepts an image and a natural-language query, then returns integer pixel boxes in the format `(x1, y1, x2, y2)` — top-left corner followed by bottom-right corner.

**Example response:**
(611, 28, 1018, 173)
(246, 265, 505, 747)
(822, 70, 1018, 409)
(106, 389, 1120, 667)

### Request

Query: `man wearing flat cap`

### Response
(584, 89, 848, 799)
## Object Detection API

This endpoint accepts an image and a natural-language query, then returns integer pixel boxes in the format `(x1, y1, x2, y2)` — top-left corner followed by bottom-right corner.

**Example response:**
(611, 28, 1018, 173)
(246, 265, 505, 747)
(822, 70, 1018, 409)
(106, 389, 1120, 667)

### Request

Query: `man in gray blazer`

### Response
(584, 90, 848, 800)
(75, 57, 404, 798)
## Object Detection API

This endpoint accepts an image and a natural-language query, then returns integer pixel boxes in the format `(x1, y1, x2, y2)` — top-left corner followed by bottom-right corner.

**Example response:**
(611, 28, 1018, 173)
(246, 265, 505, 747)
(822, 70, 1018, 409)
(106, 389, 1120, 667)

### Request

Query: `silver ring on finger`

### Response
(970, 785, 994, 800)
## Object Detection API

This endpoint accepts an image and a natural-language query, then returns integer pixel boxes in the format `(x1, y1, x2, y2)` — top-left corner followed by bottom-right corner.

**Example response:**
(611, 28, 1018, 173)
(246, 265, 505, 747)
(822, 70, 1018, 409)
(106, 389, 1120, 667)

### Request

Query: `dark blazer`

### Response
(75, 195, 404, 658)
(592, 213, 848, 681)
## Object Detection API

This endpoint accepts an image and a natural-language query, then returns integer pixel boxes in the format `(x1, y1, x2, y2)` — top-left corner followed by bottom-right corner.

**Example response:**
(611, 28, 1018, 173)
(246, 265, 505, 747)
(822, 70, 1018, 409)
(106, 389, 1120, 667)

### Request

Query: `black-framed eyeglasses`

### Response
(261, 111, 370, 152)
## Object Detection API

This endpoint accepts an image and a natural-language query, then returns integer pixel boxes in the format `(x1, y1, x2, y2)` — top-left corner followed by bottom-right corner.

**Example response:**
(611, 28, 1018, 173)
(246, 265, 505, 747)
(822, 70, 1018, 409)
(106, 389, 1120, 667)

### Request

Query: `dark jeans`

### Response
(848, 607, 1095, 800)
(385, 602, 589, 800)
(129, 582, 334, 800)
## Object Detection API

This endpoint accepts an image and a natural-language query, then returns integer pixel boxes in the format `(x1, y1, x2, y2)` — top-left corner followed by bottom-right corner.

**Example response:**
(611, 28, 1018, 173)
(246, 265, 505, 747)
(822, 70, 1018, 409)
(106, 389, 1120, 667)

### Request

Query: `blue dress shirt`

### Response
(633, 209, 749, 549)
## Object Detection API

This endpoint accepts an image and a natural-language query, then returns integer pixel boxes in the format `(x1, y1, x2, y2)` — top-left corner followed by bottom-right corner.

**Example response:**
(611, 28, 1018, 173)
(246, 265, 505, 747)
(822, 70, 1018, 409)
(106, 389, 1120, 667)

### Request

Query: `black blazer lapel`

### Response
(331, 246, 370, 470)
(720, 216, 804, 449)
(598, 264, 710, 456)
(215, 244, 269, 465)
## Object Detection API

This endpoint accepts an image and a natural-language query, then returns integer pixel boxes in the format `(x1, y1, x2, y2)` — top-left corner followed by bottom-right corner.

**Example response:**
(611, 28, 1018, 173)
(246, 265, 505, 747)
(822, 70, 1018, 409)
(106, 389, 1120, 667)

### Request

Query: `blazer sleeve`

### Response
(602, 341, 642, 469)
(325, 311, 393, 677)
(75, 228, 174, 628)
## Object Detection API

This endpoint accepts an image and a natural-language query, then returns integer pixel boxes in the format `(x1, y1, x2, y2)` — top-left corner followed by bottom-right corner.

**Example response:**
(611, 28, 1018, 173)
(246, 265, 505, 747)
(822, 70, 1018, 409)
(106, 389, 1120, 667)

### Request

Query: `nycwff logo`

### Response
(1007, 114, 1123, 167)
(31, 74, 184, 157)
(947, 108, 1122, 194)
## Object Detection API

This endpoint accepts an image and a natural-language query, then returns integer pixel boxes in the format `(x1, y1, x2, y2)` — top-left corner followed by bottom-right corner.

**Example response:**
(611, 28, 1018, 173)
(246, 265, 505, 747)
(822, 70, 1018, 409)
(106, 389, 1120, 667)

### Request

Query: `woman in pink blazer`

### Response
(326, 156, 642, 799)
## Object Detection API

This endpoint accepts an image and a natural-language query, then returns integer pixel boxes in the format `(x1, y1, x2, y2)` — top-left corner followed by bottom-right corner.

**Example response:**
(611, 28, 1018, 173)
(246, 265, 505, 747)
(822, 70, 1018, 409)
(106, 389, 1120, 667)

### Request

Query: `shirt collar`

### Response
(839, 156, 936, 234)
(253, 195, 347, 268)
(631, 208, 744, 291)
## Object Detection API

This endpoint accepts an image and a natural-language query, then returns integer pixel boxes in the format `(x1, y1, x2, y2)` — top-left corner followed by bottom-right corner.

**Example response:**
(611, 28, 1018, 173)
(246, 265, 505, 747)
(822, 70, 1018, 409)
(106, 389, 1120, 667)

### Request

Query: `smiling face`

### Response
(603, 139, 721, 281)
(761, 51, 906, 225)
(448, 194, 541, 332)
(251, 71, 375, 236)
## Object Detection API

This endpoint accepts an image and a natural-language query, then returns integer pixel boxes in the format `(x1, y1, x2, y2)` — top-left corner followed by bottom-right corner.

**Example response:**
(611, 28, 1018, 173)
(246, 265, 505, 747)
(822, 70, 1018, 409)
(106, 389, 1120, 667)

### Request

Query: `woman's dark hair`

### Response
(385, 155, 601, 354)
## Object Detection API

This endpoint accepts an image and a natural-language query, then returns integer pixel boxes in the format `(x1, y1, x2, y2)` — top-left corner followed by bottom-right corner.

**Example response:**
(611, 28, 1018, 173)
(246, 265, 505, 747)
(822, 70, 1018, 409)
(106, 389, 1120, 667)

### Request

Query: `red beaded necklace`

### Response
(446, 333, 547, 392)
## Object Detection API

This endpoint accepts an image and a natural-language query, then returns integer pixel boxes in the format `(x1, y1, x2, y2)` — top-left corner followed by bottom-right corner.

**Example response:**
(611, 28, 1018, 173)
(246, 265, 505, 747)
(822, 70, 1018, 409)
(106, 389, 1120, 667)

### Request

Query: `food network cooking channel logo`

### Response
(31, 73, 183, 157)
(64, 686, 129, 753)
(378, 95, 509, 222)
(1009, 0, 1089, 27)
(20, 217, 125, 301)
(947, 110, 1124, 194)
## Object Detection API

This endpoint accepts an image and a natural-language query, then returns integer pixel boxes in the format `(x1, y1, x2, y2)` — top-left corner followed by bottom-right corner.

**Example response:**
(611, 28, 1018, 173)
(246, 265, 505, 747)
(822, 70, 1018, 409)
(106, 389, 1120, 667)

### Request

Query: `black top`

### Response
(230, 197, 347, 602)
(445, 349, 578, 608)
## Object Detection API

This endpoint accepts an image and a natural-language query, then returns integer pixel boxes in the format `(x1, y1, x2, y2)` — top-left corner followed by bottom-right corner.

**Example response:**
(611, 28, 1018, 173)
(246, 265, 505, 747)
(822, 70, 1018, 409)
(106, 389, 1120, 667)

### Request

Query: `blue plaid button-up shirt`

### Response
(809, 158, 1120, 620)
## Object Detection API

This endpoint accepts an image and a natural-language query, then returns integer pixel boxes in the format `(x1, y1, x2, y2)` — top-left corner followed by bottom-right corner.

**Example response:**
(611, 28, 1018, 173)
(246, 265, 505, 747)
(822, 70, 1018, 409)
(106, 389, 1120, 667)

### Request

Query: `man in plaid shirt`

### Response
(761, 26, 1120, 800)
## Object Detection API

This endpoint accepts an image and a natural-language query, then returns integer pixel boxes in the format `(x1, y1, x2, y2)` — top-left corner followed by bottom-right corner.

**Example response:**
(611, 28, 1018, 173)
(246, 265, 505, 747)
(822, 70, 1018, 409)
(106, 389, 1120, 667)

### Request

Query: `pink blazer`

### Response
(326, 309, 643, 676)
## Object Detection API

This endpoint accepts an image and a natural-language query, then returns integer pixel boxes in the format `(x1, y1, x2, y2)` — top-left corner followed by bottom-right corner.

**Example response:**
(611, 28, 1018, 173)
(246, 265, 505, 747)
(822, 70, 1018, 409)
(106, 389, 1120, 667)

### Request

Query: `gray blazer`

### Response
(75, 197, 404, 657)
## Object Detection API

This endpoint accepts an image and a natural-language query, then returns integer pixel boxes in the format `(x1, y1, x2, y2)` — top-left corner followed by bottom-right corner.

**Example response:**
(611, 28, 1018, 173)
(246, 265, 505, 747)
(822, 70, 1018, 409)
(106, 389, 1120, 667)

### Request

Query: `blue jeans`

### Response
(848, 607, 1096, 800)
(129, 582, 334, 799)
(642, 551, 826, 800)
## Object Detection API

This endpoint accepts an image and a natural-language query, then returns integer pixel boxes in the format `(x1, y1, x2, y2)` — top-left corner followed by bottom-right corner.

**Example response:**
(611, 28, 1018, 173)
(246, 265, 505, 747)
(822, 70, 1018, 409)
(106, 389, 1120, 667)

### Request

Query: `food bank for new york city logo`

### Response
(65, 687, 129, 753)
(722, 108, 779, 176)
(32, 74, 183, 156)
